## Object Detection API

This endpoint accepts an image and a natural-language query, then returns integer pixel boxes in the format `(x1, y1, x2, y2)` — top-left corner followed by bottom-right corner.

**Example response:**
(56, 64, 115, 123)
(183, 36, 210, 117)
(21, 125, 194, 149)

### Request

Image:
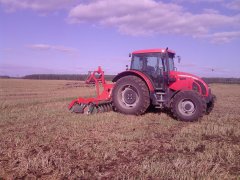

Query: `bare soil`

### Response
(0, 79, 239, 179)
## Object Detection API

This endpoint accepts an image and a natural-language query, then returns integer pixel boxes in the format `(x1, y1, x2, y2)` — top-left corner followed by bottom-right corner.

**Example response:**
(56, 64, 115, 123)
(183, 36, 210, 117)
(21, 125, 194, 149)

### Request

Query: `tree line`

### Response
(22, 74, 116, 81)
(202, 77, 240, 84)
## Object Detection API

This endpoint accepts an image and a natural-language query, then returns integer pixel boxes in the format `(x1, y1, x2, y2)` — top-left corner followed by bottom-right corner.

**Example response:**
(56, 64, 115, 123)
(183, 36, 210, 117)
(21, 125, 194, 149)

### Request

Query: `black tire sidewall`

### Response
(113, 76, 149, 115)
(172, 91, 204, 121)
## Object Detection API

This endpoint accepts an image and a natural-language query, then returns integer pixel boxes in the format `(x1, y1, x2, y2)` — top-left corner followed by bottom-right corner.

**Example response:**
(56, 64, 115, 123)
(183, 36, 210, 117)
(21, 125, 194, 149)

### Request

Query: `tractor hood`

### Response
(170, 71, 205, 83)
(169, 71, 210, 97)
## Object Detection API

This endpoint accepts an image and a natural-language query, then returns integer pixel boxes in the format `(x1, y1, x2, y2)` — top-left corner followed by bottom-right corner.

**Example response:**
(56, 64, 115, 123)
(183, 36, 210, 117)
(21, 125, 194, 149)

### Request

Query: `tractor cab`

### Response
(130, 49, 175, 89)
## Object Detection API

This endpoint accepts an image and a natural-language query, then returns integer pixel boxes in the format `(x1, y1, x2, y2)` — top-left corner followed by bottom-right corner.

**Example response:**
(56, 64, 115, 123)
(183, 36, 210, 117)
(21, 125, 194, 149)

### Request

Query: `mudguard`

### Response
(112, 70, 155, 92)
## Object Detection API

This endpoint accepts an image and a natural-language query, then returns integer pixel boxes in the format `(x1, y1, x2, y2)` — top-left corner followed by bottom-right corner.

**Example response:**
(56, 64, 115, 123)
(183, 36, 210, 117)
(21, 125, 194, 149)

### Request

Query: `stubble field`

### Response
(0, 79, 239, 179)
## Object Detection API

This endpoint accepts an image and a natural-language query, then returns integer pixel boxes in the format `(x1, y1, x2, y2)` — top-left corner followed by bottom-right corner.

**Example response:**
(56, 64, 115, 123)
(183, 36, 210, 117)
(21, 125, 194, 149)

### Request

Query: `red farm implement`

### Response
(68, 66, 114, 114)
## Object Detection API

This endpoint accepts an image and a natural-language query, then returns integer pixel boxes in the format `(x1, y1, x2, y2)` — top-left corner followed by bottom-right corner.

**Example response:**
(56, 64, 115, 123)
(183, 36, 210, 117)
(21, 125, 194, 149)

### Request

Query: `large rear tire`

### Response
(112, 76, 150, 115)
(171, 91, 206, 121)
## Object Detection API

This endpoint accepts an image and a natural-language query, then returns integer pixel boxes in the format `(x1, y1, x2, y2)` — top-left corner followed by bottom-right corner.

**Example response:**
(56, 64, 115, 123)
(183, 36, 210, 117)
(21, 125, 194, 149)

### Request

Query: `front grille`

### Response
(194, 80, 207, 95)
(192, 82, 200, 92)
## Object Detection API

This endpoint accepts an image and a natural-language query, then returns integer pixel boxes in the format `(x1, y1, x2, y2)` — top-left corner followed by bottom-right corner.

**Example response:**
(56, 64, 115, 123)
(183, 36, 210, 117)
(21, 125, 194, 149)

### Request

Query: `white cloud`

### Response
(210, 31, 240, 43)
(175, 0, 240, 12)
(27, 44, 78, 54)
(1, 0, 240, 43)
(197, 31, 240, 43)
(225, 0, 240, 11)
(68, 0, 240, 42)
(173, 0, 224, 3)
(0, 0, 80, 12)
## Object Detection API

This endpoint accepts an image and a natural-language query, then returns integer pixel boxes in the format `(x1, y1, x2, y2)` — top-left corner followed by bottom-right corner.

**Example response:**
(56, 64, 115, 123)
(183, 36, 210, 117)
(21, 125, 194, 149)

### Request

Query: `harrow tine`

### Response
(103, 104, 108, 112)
(97, 105, 104, 113)
(70, 102, 113, 114)
(105, 104, 110, 112)
(107, 103, 113, 111)
(91, 105, 98, 114)
(94, 103, 113, 113)
(71, 103, 87, 113)
(88, 103, 98, 114)
(83, 104, 90, 114)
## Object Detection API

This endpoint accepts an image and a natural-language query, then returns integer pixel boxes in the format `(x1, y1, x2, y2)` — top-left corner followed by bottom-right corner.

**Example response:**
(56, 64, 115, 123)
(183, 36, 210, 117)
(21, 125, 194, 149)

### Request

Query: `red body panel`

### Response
(169, 71, 209, 96)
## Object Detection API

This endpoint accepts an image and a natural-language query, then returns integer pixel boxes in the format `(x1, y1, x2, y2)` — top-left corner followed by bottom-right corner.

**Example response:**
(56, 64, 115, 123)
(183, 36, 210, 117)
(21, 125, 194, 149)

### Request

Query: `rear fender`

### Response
(112, 70, 155, 92)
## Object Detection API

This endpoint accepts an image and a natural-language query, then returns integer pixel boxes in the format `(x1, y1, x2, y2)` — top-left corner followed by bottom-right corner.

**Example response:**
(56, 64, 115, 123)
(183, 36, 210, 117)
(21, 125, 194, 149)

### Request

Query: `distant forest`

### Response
(22, 74, 116, 81)
(202, 77, 240, 84)
(1, 75, 240, 84)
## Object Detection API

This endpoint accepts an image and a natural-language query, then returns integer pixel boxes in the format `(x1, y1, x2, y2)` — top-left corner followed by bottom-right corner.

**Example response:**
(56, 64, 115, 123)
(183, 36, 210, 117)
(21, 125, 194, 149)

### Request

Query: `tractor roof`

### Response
(132, 48, 175, 54)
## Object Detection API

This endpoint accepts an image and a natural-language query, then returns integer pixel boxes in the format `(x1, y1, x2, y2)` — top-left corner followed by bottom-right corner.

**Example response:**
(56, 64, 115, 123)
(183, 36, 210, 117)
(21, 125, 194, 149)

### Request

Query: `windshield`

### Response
(131, 53, 161, 72)
(131, 52, 175, 73)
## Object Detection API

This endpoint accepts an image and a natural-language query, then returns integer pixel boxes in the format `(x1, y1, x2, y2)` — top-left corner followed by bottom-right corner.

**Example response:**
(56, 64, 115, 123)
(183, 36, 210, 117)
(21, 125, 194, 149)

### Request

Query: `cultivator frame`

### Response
(68, 67, 114, 114)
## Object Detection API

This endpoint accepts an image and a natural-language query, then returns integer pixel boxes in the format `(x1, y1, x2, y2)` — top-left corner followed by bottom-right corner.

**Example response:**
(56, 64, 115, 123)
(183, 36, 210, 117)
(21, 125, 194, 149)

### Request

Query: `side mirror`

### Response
(177, 56, 181, 63)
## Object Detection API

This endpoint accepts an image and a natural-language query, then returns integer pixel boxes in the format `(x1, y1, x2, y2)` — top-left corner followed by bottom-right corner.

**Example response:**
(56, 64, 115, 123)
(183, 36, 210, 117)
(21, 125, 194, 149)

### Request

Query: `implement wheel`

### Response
(112, 75, 150, 115)
(171, 91, 206, 121)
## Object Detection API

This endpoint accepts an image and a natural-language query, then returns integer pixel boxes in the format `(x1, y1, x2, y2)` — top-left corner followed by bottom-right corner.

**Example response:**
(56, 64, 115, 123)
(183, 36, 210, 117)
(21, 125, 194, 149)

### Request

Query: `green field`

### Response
(0, 79, 239, 179)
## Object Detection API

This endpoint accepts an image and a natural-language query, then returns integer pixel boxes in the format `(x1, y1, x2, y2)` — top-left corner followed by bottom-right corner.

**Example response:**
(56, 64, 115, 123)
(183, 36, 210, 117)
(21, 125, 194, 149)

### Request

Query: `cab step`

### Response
(155, 91, 166, 108)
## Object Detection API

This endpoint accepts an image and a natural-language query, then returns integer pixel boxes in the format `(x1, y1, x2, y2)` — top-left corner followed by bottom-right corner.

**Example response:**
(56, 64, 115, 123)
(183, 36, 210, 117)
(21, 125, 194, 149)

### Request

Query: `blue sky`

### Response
(0, 0, 240, 77)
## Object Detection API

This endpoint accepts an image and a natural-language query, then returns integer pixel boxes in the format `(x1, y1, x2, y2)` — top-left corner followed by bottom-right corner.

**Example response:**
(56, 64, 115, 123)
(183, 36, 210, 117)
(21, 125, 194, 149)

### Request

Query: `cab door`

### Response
(145, 56, 164, 89)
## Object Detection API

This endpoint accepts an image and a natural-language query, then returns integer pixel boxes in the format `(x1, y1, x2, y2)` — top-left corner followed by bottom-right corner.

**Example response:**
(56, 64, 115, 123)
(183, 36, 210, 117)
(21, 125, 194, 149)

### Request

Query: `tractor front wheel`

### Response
(171, 91, 206, 121)
(112, 75, 150, 115)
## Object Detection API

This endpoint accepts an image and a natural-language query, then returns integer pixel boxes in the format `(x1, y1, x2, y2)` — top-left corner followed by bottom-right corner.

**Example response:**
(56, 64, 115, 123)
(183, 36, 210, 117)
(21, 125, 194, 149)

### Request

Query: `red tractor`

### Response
(69, 48, 215, 121)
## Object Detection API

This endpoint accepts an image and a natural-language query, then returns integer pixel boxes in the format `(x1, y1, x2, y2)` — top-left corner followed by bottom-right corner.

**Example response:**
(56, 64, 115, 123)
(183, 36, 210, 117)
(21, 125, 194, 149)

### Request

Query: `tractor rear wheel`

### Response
(171, 90, 206, 121)
(112, 75, 150, 115)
